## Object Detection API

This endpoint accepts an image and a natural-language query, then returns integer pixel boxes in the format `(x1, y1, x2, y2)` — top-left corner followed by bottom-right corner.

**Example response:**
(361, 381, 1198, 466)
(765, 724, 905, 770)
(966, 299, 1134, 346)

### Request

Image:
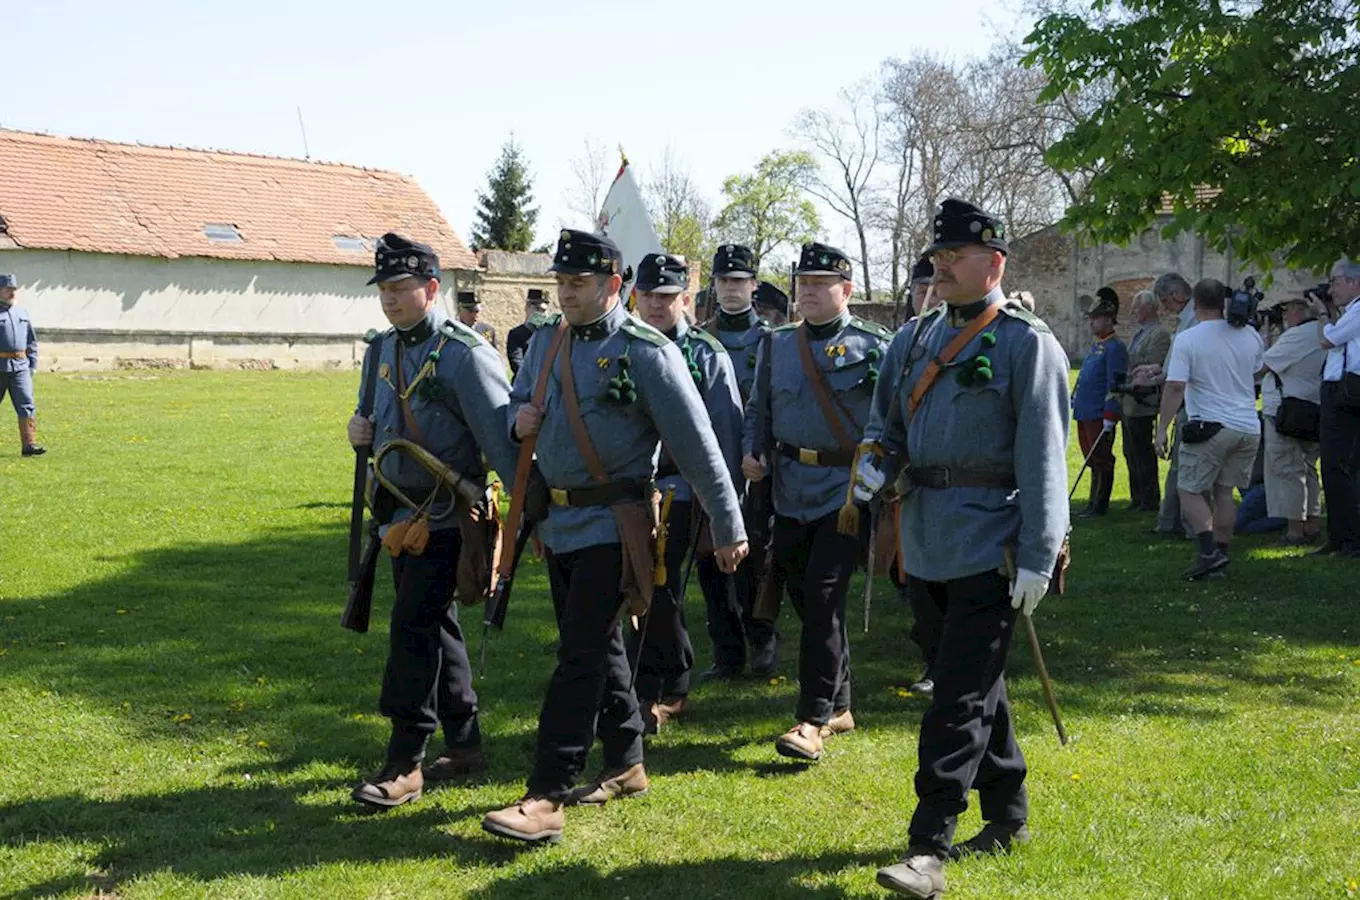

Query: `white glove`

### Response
(1101, 419, 1116, 434)
(852, 452, 886, 503)
(1009, 567, 1049, 616)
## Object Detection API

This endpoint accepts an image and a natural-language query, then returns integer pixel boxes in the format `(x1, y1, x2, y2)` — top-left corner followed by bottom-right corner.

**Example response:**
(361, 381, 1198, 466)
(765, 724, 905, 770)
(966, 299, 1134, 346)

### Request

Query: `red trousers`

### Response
(1077, 419, 1116, 474)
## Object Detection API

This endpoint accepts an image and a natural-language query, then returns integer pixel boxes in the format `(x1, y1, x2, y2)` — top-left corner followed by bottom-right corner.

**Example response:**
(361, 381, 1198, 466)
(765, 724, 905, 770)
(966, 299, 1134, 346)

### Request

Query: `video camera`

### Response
(1226, 276, 1264, 328)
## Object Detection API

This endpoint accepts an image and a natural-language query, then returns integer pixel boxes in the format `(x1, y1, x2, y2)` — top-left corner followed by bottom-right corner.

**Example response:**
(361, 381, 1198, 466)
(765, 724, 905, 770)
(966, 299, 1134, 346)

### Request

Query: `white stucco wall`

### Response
(0, 248, 474, 369)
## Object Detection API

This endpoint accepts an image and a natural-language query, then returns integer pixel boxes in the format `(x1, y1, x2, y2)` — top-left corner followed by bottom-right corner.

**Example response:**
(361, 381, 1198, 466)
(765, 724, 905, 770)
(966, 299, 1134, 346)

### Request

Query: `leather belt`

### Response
(904, 465, 1016, 490)
(549, 479, 653, 507)
(777, 442, 855, 467)
(0, 351, 26, 360)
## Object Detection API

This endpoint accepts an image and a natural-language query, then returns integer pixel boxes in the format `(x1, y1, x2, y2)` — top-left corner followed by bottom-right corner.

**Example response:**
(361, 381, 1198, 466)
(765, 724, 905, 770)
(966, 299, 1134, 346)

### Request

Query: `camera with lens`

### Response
(1303, 282, 1332, 305)
(1226, 276, 1264, 328)
(1110, 370, 1156, 401)
(1259, 303, 1285, 328)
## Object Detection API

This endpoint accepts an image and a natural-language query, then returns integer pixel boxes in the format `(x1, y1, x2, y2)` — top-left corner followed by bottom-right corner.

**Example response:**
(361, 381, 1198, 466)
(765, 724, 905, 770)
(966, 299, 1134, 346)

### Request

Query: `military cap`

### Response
(0, 274, 16, 289)
(368, 232, 440, 285)
(927, 198, 1009, 256)
(1085, 286, 1119, 320)
(549, 228, 625, 276)
(910, 255, 934, 285)
(456, 290, 483, 310)
(712, 244, 757, 279)
(794, 242, 853, 280)
(754, 281, 789, 316)
(635, 252, 689, 294)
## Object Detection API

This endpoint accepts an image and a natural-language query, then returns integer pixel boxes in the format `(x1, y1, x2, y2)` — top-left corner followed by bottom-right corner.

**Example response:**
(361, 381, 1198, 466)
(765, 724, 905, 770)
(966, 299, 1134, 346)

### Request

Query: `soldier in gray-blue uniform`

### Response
(482, 229, 748, 845)
(629, 251, 744, 733)
(345, 233, 519, 810)
(742, 241, 892, 763)
(699, 244, 779, 679)
(754, 279, 790, 327)
(0, 273, 46, 456)
(855, 200, 1070, 899)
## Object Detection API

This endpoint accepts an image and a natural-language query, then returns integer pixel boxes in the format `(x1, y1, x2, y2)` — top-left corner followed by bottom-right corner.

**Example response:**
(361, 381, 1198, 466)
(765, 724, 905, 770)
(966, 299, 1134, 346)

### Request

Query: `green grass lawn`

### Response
(1, 370, 1358, 900)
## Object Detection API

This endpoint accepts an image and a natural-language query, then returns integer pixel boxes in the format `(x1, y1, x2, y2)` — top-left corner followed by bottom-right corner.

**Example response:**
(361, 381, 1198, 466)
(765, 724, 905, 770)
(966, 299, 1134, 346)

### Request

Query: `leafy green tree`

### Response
(713, 150, 822, 270)
(1023, 0, 1360, 272)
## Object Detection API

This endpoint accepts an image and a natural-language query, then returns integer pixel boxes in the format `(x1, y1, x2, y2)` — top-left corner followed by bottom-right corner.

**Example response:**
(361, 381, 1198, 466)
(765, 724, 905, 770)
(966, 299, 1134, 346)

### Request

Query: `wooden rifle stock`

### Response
(344, 332, 381, 629)
(341, 521, 380, 633)
(748, 329, 783, 622)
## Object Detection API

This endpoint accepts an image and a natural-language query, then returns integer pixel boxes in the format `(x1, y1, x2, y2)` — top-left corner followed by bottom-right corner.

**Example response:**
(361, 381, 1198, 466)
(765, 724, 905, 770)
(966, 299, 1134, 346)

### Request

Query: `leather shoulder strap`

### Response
(559, 330, 610, 483)
(796, 325, 857, 451)
(909, 302, 1002, 418)
(394, 341, 428, 447)
(498, 321, 568, 578)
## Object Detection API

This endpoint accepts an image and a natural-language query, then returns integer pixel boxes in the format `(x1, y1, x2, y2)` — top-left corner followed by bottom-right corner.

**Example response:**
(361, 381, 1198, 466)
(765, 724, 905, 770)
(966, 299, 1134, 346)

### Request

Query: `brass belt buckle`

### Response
(550, 488, 570, 506)
(798, 447, 819, 466)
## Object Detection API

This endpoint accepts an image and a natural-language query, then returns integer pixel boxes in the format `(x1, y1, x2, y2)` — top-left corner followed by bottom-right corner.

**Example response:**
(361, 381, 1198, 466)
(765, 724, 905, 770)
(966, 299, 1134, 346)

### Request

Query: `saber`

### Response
(1068, 428, 1112, 503)
(862, 503, 877, 634)
(1004, 547, 1068, 746)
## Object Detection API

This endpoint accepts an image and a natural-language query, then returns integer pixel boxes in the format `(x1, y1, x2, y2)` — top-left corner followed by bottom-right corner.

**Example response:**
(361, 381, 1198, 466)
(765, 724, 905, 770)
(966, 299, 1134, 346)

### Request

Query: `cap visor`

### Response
(794, 268, 846, 277)
(368, 272, 422, 286)
(548, 263, 599, 275)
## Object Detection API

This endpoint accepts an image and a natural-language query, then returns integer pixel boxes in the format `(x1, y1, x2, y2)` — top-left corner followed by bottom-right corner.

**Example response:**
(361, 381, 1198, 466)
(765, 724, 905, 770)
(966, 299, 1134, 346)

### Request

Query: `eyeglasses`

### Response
(929, 248, 993, 267)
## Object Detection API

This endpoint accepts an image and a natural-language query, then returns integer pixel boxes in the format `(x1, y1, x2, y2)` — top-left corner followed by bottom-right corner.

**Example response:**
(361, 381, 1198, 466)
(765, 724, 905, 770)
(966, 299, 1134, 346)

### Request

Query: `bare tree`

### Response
(642, 146, 712, 267)
(792, 79, 882, 301)
(562, 137, 613, 227)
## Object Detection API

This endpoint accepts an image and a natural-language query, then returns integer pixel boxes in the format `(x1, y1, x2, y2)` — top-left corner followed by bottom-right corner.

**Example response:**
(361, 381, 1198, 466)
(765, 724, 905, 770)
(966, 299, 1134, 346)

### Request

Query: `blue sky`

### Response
(2, 0, 1030, 250)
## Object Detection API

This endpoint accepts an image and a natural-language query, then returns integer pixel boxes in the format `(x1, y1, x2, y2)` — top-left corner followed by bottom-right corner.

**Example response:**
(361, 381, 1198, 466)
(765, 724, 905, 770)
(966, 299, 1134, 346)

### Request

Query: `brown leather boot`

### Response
(820, 708, 855, 738)
(19, 417, 45, 456)
(568, 763, 649, 806)
(421, 745, 488, 782)
(482, 796, 564, 844)
(351, 762, 423, 809)
(775, 722, 824, 761)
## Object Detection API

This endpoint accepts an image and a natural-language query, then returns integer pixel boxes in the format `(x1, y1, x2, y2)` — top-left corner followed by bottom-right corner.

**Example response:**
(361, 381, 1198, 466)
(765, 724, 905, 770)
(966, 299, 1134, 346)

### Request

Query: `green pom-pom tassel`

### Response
(617, 356, 630, 370)
(867, 347, 882, 361)
(976, 366, 994, 382)
(427, 350, 441, 362)
(609, 377, 622, 390)
(981, 332, 997, 347)
(623, 389, 638, 403)
(975, 355, 991, 369)
(747, 354, 757, 367)
(607, 388, 621, 401)
(957, 368, 975, 387)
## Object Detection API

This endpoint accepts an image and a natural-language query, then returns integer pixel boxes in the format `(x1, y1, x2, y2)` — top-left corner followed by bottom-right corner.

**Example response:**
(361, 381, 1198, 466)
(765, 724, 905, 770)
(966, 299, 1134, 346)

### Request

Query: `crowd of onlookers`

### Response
(1069, 258, 1360, 579)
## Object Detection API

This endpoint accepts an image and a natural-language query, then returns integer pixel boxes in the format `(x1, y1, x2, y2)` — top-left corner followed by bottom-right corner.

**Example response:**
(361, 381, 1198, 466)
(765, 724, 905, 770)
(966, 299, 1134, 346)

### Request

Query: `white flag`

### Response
(595, 154, 662, 302)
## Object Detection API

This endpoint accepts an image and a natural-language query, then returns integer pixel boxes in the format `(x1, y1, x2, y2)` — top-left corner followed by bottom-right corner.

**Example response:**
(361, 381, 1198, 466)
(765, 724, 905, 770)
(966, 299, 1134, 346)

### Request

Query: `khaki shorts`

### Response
(1178, 426, 1258, 493)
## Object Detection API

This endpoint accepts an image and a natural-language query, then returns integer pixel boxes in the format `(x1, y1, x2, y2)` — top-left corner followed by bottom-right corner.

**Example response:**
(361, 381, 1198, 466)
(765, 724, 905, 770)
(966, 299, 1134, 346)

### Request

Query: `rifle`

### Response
(749, 329, 783, 622)
(342, 330, 382, 633)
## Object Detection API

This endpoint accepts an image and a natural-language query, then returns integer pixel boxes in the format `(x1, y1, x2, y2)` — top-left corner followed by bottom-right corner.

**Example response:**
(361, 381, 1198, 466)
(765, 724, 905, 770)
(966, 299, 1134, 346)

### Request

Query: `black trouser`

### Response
(908, 569, 1028, 856)
(771, 511, 860, 725)
(381, 528, 480, 765)
(905, 576, 939, 672)
(1320, 381, 1360, 549)
(701, 552, 777, 672)
(1123, 414, 1161, 510)
(528, 543, 645, 801)
(629, 500, 695, 702)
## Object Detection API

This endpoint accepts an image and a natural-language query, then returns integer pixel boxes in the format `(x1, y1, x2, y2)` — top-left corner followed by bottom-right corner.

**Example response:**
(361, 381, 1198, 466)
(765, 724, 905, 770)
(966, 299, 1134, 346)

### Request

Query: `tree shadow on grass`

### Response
(463, 853, 881, 900)
(0, 778, 528, 900)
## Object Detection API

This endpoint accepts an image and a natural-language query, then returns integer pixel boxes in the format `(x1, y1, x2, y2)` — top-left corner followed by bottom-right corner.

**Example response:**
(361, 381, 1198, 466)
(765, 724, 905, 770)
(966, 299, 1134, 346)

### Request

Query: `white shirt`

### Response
(1321, 297, 1360, 381)
(1165, 318, 1265, 434)
(1261, 321, 1326, 416)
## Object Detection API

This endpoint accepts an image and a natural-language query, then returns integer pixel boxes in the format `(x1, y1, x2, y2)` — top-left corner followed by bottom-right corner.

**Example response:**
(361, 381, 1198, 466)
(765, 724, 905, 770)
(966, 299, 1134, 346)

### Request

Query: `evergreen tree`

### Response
(471, 137, 539, 251)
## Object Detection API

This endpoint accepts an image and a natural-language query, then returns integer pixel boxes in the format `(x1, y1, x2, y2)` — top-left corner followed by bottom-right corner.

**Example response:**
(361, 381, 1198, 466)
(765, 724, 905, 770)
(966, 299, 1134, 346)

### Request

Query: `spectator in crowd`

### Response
(1071, 288, 1128, 517)
(1156, 278, 1265, 579)
(1122, 289, 1172, 511)
(1152, 273, 1197, 537)
(1258, 296, 1326, 545)
(1309, 257, 1360, 557)
(1235, 423, 1287, 535)
(506, 289, 551, 378)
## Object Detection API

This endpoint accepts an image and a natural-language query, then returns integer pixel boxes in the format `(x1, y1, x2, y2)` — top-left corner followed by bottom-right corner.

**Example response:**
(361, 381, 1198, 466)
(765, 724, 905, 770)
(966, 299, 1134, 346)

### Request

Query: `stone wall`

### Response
(1003, 219, 1326, 359)
(463, 250, 556, 348)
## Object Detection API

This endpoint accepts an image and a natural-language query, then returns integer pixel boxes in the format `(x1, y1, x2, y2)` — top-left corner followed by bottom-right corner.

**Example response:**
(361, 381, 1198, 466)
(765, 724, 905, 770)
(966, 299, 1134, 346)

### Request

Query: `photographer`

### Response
(1258, 297, 1325, 545)
(1155, 278, 1265, 579)
(1309, 257, 1360, 557)
(1151, 273, 1197, 537)
(1121, 290, 1172, 511)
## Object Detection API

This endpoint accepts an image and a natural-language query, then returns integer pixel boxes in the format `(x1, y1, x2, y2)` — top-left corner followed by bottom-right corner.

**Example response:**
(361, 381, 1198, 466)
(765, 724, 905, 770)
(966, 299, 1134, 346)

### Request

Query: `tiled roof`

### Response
(0, 128, 477, 270)
(1158, 185, 1222, 215)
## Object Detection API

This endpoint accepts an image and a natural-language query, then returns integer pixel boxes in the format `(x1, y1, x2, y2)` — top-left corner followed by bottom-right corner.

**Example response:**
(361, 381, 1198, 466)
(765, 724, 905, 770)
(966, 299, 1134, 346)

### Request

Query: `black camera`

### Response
(1110, 370, 1156, 401)
(1304, 282, 1332, 305)
(1260, 304, 1285, 328)
(1226, 276, 1264, 328)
